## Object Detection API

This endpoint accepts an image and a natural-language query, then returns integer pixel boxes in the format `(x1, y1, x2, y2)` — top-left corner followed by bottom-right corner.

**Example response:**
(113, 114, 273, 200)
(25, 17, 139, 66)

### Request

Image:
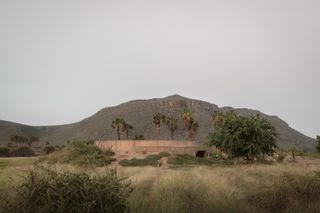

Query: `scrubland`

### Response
(1, 155, 320, 213)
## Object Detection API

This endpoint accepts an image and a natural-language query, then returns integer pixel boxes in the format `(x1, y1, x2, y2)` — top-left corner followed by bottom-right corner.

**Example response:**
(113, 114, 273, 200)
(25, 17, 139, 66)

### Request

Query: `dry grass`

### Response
(1, 156, 320, 212)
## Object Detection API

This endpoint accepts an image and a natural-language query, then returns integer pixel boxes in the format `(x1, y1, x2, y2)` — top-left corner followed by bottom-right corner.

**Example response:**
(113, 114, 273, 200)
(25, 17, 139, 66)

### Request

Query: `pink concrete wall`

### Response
(94, 140, 204, 155)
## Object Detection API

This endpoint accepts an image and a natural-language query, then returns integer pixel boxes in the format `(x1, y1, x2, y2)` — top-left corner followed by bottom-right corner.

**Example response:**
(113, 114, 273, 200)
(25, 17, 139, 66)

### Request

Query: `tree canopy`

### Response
(206, 111, 278, 160)
(316, 135, 320, 153)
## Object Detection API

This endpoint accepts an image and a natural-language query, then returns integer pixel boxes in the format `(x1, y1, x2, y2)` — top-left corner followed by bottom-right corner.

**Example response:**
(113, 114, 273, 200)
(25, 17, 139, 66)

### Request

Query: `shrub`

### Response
(316, 136, 320, 153)
(0, 147, 10, 157)
(38, 141, 115, 167)
(0, 168, 133, 213)
(43, 146, 56, 154)
(10, 147, 35, 157)
(134, 135, 145, 140)
(119, 152, 170, 167)
(276, 152, 287, 162)
(247, 172, 320, 212)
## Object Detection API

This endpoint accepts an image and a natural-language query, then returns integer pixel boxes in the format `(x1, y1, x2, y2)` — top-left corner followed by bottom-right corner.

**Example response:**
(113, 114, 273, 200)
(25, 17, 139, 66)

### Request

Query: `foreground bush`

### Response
(0, 168, 133, 213)
(248, 171, 320, 212)
(119, 152, 170, 167)
(37, 141, 115, 167)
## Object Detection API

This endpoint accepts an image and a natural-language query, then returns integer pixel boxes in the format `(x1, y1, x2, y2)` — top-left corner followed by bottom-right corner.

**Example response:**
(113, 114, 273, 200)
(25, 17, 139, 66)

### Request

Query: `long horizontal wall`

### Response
(94, 140, 205, 155)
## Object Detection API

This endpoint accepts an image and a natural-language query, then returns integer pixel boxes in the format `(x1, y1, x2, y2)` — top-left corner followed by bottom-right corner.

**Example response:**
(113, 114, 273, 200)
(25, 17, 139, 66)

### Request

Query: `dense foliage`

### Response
(10, 146, 35, 157)
(0, 147, 10, 157)
(206, 111, 278, 160)
(119, 152, 170, 167)
(0, 168, 133, 213)
(316, 135, 320, 153)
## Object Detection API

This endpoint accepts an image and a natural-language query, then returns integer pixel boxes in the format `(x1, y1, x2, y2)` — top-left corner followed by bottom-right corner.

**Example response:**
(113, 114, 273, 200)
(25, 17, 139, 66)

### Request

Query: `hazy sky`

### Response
(0, 0, 319, 137)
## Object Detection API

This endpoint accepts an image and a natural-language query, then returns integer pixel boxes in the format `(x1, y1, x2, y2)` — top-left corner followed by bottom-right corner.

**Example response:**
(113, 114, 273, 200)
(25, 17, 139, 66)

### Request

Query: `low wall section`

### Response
(94, 140, 206, 156)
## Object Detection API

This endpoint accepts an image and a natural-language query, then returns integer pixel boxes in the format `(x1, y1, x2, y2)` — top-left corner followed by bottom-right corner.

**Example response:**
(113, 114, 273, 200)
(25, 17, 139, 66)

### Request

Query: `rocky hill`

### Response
(0, 95, 316, 151)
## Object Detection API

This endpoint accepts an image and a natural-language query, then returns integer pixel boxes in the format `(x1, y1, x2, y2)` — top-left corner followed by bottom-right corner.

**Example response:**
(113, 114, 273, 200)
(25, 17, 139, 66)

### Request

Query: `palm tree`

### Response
(181, 109, 193, 128)
(181, 109, 198, 140)
(187, 118, 199, 140)
(111, 118, 125, 140)
(153, 112, 166, 139)
(122, 122, 134, 139)
(165, 117, 178, 140)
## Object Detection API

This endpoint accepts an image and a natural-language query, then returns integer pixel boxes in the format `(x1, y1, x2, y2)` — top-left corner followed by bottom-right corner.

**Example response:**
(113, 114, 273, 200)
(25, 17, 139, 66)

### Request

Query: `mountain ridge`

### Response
(0, 95, 316, 151)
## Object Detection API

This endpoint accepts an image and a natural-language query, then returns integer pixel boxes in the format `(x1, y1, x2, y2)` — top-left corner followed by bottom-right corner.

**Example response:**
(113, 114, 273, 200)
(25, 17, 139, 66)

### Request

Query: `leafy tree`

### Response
(206, 111, 278, 160)
(165, 117, 178, 140)
(181, 109, 199, 140)
(111, 118, 125, 140)
(153, 113, 166, 139)
(122, 122, 134, 140)
(316, 135, 320, 153)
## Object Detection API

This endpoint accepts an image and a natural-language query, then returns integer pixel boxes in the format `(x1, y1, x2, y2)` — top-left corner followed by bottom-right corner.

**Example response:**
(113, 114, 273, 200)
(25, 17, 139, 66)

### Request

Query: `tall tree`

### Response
(153, 113, 166, 139)
(206, 111, 278, 160)
(111, 118, 125, 140)
(181, 109, 199, 140)
(187, 118, 199, 140)
(165, 117, 178, 140)
(122, 122, 134, 140)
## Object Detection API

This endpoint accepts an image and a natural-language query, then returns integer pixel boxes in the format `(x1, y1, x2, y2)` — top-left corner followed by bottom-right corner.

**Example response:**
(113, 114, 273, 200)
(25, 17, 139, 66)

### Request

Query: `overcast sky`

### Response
(0, 0, 319, 138)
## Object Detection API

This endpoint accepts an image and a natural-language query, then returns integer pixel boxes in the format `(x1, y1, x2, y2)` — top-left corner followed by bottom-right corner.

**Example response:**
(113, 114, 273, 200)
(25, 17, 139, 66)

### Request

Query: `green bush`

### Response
(168, 154, 233, 166)
(0, 147, 10, 157)
(10, 146, 35, 157)
(43, 146, 56, 154)
(119, 152, 170, 167)
(38, 141, 115, 167)
(0, 168, 133, 213)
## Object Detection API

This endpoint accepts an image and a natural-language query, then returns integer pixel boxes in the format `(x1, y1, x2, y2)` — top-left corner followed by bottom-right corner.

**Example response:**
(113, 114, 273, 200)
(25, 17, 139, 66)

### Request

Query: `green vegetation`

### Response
(43, 146, 56, 154)
(316, 135, 320, 153)
(119, 152, 170, 167)
(168, 154, 233, 166)
(10, 146, 35, 157)
(0, 147, 10, 157)
(153, 112, 166, 139)
(165, 117, 178, 140)
(111, 118, 134, 140)
(181, 109, 199, 140)
(111, 118, 126, 140)
(247, 172, 320, 212)
(122, 122, 134, 139)
(9, 135, 39, 146)
(37, 141, 115, 167)
(134, 135, 145, 140)
(0, 168, 133, 213)
(207, 111, 277, 160)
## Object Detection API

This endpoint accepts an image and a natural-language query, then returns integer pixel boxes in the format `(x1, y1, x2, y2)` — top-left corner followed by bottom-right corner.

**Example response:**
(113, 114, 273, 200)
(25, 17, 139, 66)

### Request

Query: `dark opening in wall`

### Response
(196, 150, 206, 158)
